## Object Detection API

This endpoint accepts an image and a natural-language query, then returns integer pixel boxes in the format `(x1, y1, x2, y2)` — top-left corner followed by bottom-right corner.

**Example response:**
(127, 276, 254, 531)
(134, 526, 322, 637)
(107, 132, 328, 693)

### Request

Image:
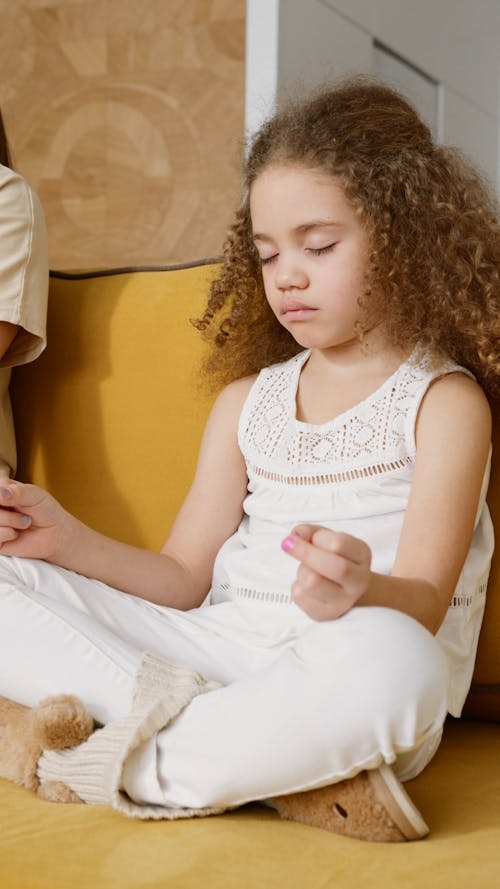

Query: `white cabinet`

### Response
(246, 0, 500, 190)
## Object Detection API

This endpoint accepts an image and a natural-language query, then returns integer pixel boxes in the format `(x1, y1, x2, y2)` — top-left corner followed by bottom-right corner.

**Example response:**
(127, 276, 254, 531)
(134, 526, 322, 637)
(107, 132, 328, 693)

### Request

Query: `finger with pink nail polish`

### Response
(281, 535, 297, 553)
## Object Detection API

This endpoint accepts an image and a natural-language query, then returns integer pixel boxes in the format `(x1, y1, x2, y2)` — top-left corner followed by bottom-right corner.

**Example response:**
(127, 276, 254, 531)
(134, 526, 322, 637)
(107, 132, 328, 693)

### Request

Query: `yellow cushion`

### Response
(10, 264, 500, 707)
(0, 720, 498, 888)
(12, 265, 217, 551)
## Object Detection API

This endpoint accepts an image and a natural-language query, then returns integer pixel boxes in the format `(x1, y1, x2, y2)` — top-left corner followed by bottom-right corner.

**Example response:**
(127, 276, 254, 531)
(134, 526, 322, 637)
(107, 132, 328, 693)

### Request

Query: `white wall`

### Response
(245, 0, 500, 191)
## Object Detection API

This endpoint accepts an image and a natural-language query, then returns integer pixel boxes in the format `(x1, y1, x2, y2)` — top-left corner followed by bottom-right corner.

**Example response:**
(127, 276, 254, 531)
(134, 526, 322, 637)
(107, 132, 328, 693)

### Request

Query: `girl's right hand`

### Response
(0, 480, 77, 563)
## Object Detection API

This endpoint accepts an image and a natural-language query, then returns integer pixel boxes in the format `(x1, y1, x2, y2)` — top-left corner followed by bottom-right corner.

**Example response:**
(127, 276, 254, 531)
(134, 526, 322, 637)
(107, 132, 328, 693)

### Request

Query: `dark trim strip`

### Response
(462, 683, 500, 723)
(50, 257, 221, 281)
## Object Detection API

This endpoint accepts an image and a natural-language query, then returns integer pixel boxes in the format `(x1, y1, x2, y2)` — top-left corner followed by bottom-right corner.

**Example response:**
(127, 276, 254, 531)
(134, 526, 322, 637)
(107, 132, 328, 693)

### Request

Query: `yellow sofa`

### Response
(2, 262, 499, 889)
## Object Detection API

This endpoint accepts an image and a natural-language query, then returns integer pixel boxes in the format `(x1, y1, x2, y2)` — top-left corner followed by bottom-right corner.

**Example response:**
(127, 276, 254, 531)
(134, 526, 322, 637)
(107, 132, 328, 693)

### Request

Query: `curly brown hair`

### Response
(193, 77, 500, 399)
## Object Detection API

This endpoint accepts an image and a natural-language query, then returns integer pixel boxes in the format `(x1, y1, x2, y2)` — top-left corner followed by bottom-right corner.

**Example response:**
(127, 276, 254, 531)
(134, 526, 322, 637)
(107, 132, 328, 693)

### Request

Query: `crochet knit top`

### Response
(211, 349, 494, 716)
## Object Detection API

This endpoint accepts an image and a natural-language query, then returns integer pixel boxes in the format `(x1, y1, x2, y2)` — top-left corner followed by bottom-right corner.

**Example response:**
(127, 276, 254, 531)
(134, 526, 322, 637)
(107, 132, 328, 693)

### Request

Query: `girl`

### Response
(0, 109, 48, 476)
(0, 79, 498, 843)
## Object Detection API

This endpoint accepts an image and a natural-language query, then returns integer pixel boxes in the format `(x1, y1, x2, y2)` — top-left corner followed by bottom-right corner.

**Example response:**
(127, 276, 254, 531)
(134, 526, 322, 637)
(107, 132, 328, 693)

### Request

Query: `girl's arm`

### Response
(281, 373, 492, 633)
(0, 376, 253, 610)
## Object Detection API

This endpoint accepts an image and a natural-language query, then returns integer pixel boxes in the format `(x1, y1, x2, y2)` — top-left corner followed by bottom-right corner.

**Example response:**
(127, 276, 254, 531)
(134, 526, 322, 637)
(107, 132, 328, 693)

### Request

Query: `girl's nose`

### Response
(274, 258, 308, 290)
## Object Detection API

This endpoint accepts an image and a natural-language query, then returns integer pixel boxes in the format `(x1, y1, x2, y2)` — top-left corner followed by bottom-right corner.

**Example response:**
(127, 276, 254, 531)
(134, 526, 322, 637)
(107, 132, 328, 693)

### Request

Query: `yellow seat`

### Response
(2, 262, 498, 888)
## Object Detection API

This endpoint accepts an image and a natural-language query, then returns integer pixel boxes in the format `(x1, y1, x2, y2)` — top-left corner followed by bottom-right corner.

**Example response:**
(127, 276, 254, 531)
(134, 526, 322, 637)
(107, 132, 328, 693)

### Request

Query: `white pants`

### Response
(0, 556, 448, 809)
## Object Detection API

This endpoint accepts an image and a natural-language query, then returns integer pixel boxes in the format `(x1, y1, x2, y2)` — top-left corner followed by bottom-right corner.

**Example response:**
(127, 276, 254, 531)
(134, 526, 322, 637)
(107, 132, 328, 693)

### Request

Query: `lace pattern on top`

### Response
(215, 582, 292, 605)
(451, 580, 487, 609)
(239, 352, 441, 474)
(247, 454, 415, 486)
(214, 580, 487, 609)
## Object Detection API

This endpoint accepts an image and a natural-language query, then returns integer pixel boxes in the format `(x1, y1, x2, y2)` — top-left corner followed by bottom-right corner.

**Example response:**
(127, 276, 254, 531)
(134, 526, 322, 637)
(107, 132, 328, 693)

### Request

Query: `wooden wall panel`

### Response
(0, 0, 245, 269)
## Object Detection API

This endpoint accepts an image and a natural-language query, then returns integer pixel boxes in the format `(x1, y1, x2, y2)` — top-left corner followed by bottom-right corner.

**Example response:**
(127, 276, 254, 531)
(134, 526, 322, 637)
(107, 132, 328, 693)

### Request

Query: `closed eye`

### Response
(260, 243, 336, 265)
(306, 243, 337, 256)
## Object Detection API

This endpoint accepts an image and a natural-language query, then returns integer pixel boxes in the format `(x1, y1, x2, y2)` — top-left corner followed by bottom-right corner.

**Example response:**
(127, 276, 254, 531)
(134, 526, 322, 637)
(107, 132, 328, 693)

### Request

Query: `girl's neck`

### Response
(305, 328, 409, 380)
(295, 337, 411, 426)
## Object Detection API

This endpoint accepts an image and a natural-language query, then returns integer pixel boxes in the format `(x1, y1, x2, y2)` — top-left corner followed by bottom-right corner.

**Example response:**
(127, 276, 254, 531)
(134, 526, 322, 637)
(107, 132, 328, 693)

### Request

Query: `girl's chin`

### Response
(288, 331, 357, 351)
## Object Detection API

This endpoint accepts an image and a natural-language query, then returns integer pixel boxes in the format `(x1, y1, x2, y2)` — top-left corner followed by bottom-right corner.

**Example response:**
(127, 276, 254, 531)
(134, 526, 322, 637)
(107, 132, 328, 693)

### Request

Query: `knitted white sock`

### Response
(37, 653, 223, 820)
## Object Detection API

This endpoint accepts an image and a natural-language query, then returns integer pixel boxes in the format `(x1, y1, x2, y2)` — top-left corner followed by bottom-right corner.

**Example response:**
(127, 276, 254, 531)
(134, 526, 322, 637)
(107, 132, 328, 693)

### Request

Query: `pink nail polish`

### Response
(0, 488, 12, 500)
(281, 536, 296, 553)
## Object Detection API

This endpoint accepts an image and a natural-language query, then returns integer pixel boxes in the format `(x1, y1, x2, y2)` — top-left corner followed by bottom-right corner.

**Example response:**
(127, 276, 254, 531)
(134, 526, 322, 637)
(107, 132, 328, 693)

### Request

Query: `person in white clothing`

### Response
(0, 109, 48, 476)
(0, 79, 498, 842)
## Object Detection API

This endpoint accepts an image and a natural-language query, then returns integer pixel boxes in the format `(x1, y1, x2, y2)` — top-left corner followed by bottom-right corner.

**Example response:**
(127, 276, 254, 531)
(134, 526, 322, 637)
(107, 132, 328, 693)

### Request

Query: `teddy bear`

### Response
(0, 694, 94, 803)
(0, 691, 423, 840)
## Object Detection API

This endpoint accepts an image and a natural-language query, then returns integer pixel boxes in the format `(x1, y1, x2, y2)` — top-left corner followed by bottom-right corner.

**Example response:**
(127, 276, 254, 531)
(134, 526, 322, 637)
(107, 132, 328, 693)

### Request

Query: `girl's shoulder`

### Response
(226, 372, 259, 394)
(419, 369, 490, 424)
(221, 351, 307, 403)
(215, 373, 259, 415)
(415, 365, 491, 465)
(403, 349, 477, 399)
(405, 347, 489, 431)
(252, 350, 309, 387)
(222, 352, 308, 414)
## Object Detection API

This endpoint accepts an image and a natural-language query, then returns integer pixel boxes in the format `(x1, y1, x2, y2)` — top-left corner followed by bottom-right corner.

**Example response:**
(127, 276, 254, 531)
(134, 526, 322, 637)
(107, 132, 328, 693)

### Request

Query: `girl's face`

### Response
(250, 164, 370, 354)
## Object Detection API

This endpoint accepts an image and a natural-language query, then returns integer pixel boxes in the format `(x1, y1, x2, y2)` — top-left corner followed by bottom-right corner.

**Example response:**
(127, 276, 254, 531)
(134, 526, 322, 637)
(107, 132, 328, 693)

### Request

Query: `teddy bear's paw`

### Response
(0, 696, 29, 728)
(32, 695, 95, 750)
(0, 733, 41, 791)
(0, 701, 41, 791)
(37, 780, 84, 804)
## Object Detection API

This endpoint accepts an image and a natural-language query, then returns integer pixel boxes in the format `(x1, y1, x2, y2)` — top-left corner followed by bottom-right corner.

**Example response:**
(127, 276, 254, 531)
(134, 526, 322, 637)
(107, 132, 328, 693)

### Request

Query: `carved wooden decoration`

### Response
(0, 0, 245, 269)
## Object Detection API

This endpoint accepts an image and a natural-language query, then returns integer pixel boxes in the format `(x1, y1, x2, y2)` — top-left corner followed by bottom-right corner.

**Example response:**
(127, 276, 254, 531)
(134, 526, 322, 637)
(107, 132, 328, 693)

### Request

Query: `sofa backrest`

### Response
(10, 263, 499, 720)
(12, 264, 217, 551)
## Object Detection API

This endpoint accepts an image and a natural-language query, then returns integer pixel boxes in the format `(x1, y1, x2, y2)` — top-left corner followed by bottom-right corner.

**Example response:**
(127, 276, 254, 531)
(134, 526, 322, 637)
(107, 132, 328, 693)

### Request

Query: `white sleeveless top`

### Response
(211, 349, 494, 716)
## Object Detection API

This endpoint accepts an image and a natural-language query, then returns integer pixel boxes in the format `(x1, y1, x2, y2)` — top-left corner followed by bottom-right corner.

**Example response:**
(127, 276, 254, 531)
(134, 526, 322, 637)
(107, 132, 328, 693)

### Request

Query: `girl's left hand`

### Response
(281, 525, 372, 620)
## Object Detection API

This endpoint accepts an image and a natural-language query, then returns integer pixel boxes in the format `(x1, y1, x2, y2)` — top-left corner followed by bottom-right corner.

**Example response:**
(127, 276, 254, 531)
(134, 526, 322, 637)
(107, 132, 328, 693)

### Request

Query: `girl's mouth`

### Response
(280, 300, 317, 320)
